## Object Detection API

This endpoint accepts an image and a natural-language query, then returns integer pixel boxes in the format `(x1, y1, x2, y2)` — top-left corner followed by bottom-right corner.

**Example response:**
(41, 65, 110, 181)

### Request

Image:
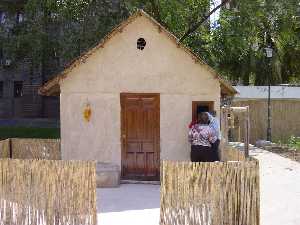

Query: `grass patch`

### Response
(0, 127, 60, 140)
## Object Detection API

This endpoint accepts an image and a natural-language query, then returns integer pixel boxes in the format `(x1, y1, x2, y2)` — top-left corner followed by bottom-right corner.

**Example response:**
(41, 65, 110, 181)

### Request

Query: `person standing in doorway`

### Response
(188, 112, 218, 162)
(207, 111, 221, 161)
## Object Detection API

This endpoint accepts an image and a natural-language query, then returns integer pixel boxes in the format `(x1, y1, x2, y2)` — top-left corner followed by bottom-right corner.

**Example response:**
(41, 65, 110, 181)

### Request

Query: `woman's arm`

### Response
(188, 128, 194, 144)
(208, 127, 218, 144)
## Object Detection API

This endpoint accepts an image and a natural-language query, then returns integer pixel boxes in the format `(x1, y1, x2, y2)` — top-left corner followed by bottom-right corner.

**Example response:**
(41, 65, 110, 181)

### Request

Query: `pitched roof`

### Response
(234, 86, 300, 100)
(39, 10, 237, 96)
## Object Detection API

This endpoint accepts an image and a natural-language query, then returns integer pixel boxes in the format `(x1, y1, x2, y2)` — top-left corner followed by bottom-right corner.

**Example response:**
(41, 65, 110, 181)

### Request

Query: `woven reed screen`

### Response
(0, 159, 97, 225)
(11, 138, 61, 159)
(233, 100, 300, 143)
(0, 138, 61, 160)
(0, 139, 10, 158)
(160, 160, 260, 225)
(222, 145, 246, 161)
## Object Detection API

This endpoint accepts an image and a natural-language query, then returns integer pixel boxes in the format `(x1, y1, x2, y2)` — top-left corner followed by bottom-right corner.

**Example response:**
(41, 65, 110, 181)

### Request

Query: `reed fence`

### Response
(0, 138, 60, 159)
(0, 159, 97, 225)
(0, 139, 10, 158)
(160, 159, 259, 225)
(233, 99, 300, 143)
(222, 145, 246, 161)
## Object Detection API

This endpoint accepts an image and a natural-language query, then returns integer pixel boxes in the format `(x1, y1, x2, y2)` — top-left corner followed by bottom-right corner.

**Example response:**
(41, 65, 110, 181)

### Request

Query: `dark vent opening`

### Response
(137, 38, 146, 50)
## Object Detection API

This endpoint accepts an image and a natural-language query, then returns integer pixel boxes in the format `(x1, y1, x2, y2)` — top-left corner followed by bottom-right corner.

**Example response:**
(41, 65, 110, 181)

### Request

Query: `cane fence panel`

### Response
(0, 159, 97, 225)
(160, 160, 259, 225)
(0, 138, 60, 160)
(11, 138, 61, 160)
(0, 139, 10, 158)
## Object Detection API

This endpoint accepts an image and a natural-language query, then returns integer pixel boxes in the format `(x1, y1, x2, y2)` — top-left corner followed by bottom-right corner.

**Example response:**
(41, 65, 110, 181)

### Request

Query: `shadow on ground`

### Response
(97, 184, 160, 213)
(97, 184, 160, 225)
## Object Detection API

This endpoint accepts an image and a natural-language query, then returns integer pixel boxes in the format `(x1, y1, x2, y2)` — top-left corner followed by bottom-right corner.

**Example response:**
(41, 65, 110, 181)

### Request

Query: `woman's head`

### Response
(197, 112, 209, 125)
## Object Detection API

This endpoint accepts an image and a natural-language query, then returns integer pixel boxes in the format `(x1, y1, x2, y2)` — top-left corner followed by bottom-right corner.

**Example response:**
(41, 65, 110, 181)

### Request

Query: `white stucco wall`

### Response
(60, 15, 221, 167)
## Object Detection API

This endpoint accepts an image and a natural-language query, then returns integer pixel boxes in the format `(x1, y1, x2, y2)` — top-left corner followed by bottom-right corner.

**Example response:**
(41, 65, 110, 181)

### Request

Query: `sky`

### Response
(210, 0, 221, 29)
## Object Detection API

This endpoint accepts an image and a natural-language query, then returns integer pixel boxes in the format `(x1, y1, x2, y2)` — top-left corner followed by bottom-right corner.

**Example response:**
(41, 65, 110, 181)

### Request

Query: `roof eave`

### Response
(38, 76, 61, 96)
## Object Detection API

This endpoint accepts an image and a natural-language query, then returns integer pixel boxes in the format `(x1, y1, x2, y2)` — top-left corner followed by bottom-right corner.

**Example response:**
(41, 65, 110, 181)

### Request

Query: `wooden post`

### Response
(9, 138, 12, 159)
(244, 106, 250, 158)
(220, 106, 230, 161)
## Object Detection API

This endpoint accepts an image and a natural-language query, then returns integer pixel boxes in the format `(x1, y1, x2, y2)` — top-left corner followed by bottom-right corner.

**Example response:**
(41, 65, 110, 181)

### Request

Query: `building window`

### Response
(0, 11, 6, 24)
(192, 101, 214, 122)
(137, 38, 146, 50)
(16, 12, 23, 23)
(0, 81, 3, 98)
(14, 81, 23, 98)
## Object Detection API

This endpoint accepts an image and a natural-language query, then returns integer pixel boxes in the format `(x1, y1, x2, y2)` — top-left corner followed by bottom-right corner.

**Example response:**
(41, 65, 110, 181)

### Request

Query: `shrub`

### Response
(288, 136, 300, 150)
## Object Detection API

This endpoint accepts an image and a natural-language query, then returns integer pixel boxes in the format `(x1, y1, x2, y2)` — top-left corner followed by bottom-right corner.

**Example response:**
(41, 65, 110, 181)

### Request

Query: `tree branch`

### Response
(179, 0, 231, 42)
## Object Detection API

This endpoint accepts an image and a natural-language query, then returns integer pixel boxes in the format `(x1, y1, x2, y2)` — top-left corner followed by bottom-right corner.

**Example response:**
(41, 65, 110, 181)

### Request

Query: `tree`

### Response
(9, 0, 127, 116)
(16, 0, 128, 72)
(3, 0, 300, 86)
(125, 0, 300, 85)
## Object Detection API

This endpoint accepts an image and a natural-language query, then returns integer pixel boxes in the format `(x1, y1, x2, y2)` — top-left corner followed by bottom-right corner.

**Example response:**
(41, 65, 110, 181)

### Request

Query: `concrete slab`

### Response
(96, 163, 120, 188)
(251, 148, 300, 225)
(97, 184, 160, 225)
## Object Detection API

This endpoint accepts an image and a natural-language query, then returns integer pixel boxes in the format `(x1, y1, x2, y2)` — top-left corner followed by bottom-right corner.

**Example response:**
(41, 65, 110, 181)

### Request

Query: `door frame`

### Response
(192, 101, 215, 122)
(120, 93, 160, 180)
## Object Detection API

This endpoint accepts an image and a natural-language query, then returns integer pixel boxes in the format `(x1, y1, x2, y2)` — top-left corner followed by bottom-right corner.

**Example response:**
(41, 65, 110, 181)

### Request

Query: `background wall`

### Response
(233, 99, 300, 143)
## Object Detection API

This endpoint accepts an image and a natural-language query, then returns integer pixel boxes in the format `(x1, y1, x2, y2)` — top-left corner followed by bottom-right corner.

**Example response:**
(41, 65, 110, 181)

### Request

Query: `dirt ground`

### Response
(267, 147, 300, 162)
(251, 148, 300, 225)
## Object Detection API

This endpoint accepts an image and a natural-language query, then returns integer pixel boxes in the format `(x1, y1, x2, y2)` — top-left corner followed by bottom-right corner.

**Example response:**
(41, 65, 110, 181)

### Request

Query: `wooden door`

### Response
(121, 93, 160, 180)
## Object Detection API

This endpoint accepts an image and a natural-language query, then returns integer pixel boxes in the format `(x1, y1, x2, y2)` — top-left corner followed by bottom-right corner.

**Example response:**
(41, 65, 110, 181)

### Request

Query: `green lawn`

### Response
(0, 127, 60, 140)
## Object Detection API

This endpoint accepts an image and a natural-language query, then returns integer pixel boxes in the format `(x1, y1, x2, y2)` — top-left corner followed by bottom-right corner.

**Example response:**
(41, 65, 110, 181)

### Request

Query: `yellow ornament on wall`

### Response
(83, 103, 92, 122)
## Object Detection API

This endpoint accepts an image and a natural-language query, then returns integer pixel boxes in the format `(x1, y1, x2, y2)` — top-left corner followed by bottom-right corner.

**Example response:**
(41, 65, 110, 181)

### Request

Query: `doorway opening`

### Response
(120, 93, 160, 181)
(192, 101, 214, 122)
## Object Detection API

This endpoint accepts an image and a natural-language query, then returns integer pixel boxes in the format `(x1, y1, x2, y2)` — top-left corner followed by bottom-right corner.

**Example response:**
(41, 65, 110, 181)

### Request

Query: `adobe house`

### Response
(39, 10, 237, 183)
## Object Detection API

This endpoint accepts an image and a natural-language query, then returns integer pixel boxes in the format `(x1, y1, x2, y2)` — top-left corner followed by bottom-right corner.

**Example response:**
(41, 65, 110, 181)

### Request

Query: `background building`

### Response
(0, 0, 59, 119)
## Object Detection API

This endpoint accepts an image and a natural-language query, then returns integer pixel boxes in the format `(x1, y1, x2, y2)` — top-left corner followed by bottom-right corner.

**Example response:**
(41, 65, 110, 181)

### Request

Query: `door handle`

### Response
(122, 134, 126, 139)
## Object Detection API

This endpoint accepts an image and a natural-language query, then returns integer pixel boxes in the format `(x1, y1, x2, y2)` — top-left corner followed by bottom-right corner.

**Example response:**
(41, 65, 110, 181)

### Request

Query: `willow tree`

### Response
(125, 0, 300, 85)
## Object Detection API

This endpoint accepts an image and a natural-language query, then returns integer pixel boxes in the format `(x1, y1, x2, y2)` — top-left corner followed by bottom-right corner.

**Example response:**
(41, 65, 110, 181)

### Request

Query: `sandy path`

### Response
(96, 149, 300, 225)
(251, 148, 300, 225)
(97, 184, 160, 225)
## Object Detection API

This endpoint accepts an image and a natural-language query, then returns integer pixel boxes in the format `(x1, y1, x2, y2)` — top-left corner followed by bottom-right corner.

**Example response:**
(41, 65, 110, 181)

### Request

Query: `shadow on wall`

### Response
(97, 184, 160, 213)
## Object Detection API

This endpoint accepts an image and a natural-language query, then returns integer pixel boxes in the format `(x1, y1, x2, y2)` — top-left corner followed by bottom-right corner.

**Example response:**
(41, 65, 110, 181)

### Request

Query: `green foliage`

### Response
(0, 127, 60, 139)
(1, 0, 299, 85)
(288, 136, 300, 150)
(209, 0, 300, 84)
(1, 0, 128, 75)
(127, 0, 300, 85)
